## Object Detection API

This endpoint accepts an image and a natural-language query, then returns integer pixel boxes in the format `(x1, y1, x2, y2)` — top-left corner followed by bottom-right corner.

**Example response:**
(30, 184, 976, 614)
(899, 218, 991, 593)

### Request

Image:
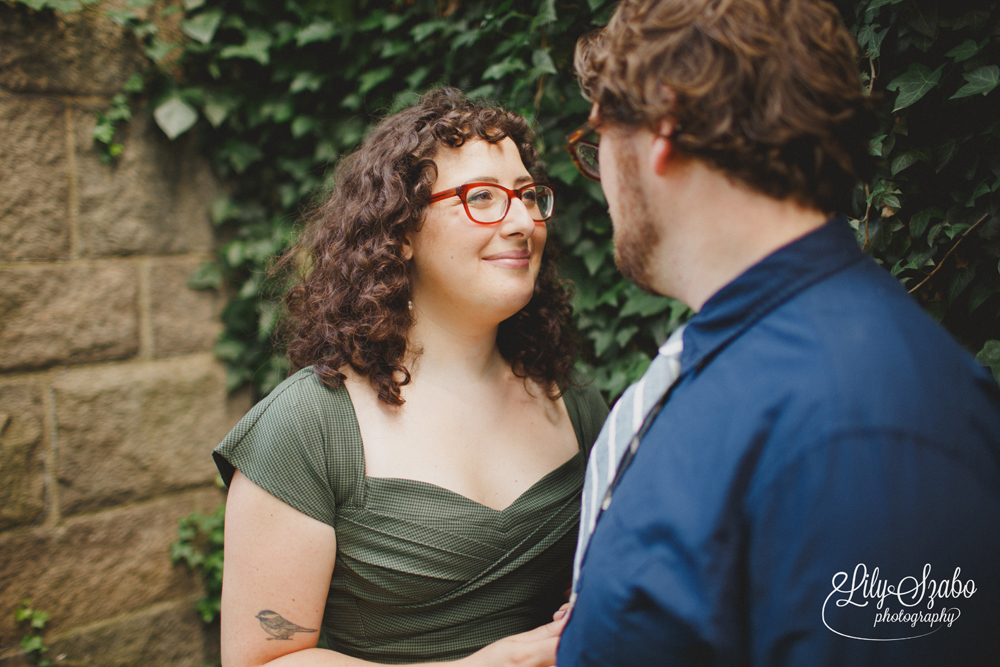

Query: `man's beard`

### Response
(612, 145, 662, 295)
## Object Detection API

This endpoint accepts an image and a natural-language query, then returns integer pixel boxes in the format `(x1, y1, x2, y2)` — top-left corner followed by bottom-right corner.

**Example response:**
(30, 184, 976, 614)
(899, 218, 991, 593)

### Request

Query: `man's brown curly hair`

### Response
(575, 0, 877, 213)
(280, 87, 578, 406)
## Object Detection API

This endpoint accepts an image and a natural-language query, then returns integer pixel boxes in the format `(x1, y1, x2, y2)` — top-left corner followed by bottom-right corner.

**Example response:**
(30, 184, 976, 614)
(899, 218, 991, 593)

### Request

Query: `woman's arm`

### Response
(222, 471, 564, 667)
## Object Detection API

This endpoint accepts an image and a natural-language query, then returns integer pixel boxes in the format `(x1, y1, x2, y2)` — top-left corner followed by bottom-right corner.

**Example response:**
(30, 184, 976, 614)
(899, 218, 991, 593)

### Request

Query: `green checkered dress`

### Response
(214, 367, 608, 663)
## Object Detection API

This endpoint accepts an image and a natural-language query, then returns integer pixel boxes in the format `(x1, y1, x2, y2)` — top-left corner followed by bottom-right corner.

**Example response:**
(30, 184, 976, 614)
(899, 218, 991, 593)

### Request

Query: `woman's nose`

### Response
(500, 196, 537, 237)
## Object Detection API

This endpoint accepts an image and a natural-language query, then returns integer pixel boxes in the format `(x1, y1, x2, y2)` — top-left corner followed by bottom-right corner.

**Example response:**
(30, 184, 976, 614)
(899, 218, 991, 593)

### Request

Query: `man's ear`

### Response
(650, 119, 676, 177)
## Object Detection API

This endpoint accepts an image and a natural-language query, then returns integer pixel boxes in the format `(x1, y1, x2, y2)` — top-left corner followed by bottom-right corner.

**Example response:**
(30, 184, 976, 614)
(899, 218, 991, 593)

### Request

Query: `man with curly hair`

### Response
(558, 0, 1000, 664)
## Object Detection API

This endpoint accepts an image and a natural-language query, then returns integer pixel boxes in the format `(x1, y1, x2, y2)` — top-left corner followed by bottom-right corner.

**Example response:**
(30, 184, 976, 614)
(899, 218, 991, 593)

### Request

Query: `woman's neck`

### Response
(404, 303, 507, 388)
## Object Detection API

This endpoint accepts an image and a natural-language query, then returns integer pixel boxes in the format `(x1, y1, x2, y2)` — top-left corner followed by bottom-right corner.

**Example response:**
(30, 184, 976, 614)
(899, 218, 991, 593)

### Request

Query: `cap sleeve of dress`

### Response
(213, 367, 359, 528)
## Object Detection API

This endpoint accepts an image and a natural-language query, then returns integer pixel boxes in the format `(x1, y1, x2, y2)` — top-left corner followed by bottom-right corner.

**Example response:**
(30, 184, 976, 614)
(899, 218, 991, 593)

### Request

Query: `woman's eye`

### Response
(467, 189, 496, 206)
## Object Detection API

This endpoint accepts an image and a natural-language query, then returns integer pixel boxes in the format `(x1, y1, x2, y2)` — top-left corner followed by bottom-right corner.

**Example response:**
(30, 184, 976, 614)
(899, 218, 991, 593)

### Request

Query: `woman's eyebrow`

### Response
(461, 175, 535, 186)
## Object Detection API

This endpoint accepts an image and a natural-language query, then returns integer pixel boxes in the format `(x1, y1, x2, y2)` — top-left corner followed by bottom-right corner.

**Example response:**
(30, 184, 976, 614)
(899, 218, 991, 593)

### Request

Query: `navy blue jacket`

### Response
(558, 218, 1000, 666)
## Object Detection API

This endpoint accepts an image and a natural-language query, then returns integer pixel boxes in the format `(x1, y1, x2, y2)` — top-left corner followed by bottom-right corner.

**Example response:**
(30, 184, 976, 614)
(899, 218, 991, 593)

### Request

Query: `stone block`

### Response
(46, 600, 219, 667)
(0, 263, 139, 372)
(76, 110, 220, 258)
(0, 488, 223, 648)
(0, 3, 146, 97)
(0, 381, 48, 530)
(149, 258, 222, 357)
(53, 354, 231, 516)
(0, 95, 71, 261)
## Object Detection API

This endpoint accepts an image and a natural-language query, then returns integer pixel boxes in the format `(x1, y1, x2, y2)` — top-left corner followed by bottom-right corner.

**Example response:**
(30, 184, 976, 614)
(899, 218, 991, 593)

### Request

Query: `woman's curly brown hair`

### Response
(279, 87, 578, 406)
(575, 0, 878, 213)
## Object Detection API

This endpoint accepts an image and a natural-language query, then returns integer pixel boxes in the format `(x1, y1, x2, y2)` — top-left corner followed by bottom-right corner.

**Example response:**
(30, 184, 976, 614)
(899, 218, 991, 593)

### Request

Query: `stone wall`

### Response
(0, 3, 248, 665)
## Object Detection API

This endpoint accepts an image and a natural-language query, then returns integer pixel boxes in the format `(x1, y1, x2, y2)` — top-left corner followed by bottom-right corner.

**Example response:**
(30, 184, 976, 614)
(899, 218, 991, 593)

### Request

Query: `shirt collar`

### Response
(680, 215, 866, 373)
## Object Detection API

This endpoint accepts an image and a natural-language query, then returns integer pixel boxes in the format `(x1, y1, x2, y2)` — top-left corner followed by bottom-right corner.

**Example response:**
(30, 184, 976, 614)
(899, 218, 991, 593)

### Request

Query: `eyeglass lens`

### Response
(576, 143, 599, 179)
(465, 185, 554, 223)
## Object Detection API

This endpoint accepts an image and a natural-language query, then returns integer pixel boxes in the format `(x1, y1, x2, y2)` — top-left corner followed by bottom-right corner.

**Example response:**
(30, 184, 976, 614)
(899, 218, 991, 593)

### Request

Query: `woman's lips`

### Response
(482, 249, 531, 269)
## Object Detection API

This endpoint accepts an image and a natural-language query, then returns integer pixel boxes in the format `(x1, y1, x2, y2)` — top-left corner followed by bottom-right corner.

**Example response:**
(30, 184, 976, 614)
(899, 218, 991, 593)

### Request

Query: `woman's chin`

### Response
(493, 294, 536, 323)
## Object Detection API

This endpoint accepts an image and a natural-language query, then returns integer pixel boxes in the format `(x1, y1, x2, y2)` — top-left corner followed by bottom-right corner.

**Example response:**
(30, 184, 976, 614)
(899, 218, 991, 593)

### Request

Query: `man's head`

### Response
(575, 0, 876, 214)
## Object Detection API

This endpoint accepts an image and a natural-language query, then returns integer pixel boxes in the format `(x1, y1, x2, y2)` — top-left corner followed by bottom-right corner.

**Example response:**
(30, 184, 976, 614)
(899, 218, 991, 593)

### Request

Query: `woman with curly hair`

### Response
(212, 88, 608, 667)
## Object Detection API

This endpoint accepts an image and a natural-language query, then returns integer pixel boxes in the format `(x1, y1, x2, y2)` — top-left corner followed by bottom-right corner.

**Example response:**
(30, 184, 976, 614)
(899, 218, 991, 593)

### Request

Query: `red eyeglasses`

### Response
(564, 118, 602, 182)
(429, 182, 555, 224)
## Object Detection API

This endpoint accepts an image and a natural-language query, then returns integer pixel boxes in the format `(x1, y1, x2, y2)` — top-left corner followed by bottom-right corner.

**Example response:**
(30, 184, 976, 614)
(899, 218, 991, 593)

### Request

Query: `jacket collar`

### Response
(680, 215, 866, 373)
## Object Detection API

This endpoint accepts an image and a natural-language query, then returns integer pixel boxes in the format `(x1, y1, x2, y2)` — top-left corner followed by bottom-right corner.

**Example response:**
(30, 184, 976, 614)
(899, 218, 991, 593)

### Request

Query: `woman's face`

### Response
(405, 136, 547, 326)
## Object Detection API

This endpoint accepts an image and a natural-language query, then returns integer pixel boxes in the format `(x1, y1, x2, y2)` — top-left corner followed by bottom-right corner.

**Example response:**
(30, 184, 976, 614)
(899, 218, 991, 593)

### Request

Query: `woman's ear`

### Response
(401, 234, 414, 261)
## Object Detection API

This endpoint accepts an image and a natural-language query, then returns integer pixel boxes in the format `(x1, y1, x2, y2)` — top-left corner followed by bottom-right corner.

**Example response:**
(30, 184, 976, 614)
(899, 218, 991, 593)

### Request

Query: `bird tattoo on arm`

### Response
(255, 610, 318, 640)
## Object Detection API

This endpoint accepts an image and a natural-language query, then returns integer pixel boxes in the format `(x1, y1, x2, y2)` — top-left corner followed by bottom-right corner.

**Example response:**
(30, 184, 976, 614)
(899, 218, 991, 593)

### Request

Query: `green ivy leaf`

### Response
(203, 97, 233, 127)
(291, 116, 318, 138)
(380, 39, 410, 58)
(452, 29, 481, 50)
(949, 267, 975, 303)
(224, 141, 264, 173)
(411, 20, 446, 42)
(534, 0, 557, 25)
(123, 72, 145, 94)
(357, 67, 393, 94)
(891, 151, 918, 176)
(383, 13, 406, 31)
(153, 97, 198, 139)
(886, 63, 944, 111)
(909, 208, 944, 238)
(405, 66, 431, 90)
(620, 288, 673, 317)
(575, 239, 607, 275)
(180, 8, 223, 45)
(615, 325, 639, 349)
(20, 635, 45, 653)
(945, 39, 987, 63)
(182, 0, 205, 9)
(483, 57, 527, 81)
(220, 28, 273, 65)
(259, 99, 293, 123)
(145, 37, 179, 63)
(965, 180, 992, 207)
(903, 2, 937, 39)
(295, 20, 336, 47)
(290, 72, 325, 94)
(532, 49, 557, 75)
(857, 24, 889, 58)
(976, 340, 1000, 383)
(869, 134, 886, 156)
(969, 282, 1000, 314)
(188, 261, 222, 289)
(951, 65, 1000, 99)
(30, 610, 50, 629)
(465, 84, 496, 100)
(892, 149, 930, 176)
(590, 328, 617, 358)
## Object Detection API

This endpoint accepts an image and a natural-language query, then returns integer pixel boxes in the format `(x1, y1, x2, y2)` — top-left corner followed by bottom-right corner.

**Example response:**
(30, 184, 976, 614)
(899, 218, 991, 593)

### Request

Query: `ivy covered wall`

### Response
(9, 0, 1000, 396)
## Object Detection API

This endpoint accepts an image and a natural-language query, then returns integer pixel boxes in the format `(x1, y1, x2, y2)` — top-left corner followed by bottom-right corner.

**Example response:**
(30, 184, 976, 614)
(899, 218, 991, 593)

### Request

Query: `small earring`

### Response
(408, 300, 413, 311)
